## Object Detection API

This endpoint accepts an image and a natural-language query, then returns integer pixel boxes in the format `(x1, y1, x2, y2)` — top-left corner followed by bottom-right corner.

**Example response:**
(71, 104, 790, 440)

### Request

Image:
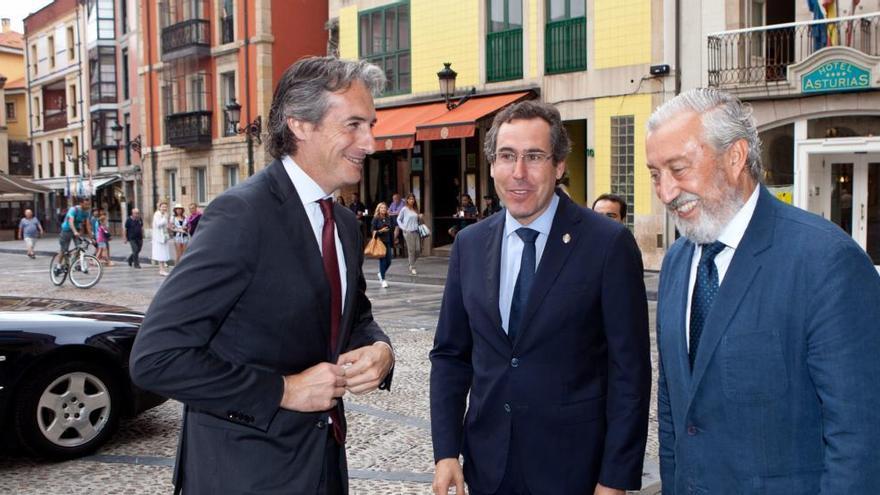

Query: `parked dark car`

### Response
(0, 296, 167, 459)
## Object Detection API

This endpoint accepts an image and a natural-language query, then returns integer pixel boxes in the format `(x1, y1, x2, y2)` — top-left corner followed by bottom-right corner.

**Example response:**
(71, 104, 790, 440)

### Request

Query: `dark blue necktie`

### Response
(508, 228, 539, 342)
(689, 241, 726, 369)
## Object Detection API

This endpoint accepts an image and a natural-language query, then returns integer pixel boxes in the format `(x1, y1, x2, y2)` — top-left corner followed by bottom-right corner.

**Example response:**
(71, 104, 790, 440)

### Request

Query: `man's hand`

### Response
(594, 483, 625, 495)
(337, 342, 393, 394)
(279, 362, 346, 412)
(433, 458, 466, 495)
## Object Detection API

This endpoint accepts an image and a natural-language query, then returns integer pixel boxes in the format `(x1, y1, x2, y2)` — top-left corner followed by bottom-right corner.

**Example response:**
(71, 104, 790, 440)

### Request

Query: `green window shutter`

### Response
(545, 16, 586, 74)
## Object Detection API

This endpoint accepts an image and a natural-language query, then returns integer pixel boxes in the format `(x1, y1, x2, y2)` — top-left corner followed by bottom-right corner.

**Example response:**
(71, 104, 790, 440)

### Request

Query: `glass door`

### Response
(827, 154, 880, 268)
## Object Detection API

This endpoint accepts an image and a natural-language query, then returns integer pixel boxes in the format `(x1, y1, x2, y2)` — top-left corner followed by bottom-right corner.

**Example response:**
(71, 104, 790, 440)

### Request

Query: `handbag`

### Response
(364, 232, 387, 258)
(418, 223, 431, 239)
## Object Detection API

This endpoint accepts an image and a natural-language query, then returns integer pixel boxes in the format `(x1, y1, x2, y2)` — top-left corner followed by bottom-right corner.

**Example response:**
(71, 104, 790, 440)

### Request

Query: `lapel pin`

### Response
(562, 233, 571, 244)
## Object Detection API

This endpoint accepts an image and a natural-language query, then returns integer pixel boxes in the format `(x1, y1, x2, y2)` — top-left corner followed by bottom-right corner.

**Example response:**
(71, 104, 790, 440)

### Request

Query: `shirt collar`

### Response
(716, 184, 760, 250)
(503, 193, 560, 239)
(281, 155, 333, 205)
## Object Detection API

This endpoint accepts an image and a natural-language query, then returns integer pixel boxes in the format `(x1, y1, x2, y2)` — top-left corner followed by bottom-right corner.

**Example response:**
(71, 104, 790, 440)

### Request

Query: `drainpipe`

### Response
(243, 0, 252, 174)
(146, 0, 158, 209)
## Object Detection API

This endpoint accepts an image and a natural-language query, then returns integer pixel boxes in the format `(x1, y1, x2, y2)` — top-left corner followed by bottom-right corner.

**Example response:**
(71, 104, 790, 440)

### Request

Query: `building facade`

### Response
(680, 0, 880, 271)
(332, 0, 675, 266)
(137, 0, 328, 219)
(0, 18, 27, 177)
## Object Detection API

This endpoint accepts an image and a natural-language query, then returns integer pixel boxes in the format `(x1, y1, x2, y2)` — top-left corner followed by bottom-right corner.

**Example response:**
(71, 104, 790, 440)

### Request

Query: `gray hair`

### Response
(647, 88, 763, 182)
(266, 56, 386, 159)
(484, 100, 571, 164)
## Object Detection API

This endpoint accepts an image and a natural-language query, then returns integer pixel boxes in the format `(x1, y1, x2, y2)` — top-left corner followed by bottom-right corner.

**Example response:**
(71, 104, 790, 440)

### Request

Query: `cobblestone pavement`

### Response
(0, 252, 660, 494)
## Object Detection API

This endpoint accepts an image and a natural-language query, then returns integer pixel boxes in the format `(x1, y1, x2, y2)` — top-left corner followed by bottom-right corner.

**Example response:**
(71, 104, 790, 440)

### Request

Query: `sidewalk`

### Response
(0, 234, 659, 299)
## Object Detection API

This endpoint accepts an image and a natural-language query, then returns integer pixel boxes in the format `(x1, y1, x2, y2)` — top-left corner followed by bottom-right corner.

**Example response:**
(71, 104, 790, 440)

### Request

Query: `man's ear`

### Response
(288, 117, 311, 141)
(726, 138, 749, 178)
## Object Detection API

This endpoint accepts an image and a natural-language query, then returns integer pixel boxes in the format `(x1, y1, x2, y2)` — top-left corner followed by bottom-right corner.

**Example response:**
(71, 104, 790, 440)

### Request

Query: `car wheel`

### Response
(14, 361, 121, 459)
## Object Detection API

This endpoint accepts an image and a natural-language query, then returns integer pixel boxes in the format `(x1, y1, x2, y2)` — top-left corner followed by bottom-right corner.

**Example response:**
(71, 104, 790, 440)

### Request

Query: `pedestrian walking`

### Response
(151, 201, 172, 276)
(395, 193, 422, 275)
(95, 213, 114, 266)
(124, 208, 143, 268)
(170, 203, 189, 262)
(371, 202, 394, 288)
(18, 209, 43, 259)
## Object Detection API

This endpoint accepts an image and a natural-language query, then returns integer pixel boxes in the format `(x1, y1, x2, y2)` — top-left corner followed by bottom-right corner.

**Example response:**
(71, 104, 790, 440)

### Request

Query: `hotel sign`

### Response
(802, 60, 871, 94)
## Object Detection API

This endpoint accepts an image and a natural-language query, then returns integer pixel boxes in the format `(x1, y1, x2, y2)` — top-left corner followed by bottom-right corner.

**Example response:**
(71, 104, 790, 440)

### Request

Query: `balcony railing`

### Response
(165, 111, 212, 149)
(487, 28, 523, 82)
(708, 13, 880, 88)
(43, 111, 68, 132)
(546, 17, 587, 74)
(161, 18, 211, 61)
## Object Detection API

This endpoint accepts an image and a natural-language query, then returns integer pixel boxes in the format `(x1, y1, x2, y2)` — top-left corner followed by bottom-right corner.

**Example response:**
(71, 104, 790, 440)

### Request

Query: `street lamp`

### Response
(225, 98, 262, 177)
(437, 62, 475, 110)
(63, 138, 89, 175)
(111, 123, 143, 160)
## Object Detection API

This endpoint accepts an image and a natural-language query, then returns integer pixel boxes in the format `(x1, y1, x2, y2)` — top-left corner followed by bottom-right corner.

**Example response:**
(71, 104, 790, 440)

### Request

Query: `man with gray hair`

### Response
(131, 57, 395, 494)
(647, 88, 880, 493)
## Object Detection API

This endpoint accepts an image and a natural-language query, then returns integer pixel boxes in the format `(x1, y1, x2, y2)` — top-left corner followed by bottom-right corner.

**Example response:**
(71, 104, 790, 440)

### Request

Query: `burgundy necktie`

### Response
(317, 198, 345, 444)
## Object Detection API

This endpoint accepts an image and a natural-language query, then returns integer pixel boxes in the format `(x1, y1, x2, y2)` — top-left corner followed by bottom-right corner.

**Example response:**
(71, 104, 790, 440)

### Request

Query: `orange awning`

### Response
(373, 101, 449, 151)
(415, 91, 532, 141)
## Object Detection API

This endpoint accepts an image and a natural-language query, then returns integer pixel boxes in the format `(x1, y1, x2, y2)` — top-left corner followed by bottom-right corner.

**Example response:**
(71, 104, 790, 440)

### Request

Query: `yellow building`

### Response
(0, 18, 28, 176)
(330, 0, 673, 266)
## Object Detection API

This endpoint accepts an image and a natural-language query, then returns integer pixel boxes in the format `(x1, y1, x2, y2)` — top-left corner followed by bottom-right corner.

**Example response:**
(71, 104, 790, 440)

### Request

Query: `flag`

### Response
(807, 0, 827, 51)
(823, 0, 839, 45)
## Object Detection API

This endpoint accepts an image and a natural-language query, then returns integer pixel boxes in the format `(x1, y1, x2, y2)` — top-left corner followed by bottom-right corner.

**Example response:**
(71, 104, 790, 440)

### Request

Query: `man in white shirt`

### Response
(647, 88, 880, 493)
(131, 57, 394, 495)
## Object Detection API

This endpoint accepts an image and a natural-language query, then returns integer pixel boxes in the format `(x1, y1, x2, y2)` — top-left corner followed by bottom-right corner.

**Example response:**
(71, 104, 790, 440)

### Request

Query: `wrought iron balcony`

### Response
(708, 13, 880, 88)
(487, 29, 523, 82)
(165, 111, 212, 149)
(161, 19, 211, 62)
(43, 111, 67, 132)
(546, 17, 587, 75)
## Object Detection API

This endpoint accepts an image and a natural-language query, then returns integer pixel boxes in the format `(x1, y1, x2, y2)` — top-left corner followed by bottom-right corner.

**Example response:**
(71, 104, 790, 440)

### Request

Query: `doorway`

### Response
(820, 153, 880, 266)
(430, 139, 462, 247)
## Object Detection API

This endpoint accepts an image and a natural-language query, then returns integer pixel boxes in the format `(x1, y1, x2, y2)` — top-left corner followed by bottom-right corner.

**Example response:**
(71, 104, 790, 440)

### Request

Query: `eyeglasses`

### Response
(490, 151, 553, 168)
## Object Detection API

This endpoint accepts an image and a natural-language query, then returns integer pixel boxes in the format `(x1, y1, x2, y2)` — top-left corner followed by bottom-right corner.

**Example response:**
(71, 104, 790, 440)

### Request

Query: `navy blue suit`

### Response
(657, 187, 880, 493)
(430, 191, 651, 494)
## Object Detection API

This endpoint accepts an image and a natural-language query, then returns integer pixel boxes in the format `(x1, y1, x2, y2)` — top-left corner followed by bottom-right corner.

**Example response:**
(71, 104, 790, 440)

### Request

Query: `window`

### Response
(30, 45, 37, 75)
(121, 48, 129, 100)
(545, 0, 586, 74)
(91, 110, 119, 168)
(610, 115, 635, 230)
(48, 36, 56, 68)
(124, 113, 131, 165)
(69, 83, 78, 118)
(166, 169, 178, 203)
(89, 46, 117, 103)
(6, 102, 15, 121)
(33, 97, 41, 127)
(220, 71, 235, 135)
(120, 0, 128, 34)
(47, 141, 55, 177)
(59, 138, 67, 176)
(161, 82, 174, 117)
(189, 74, 206, 111)
(194, 167, 207, 203)
(67, 26, 75, 61)
(35, 144, 43, 179)
(221, 0, 234, 44)
(71, 136, 81, 175)
(359, 2, 410, 95)
(486, 0, 523, 82)
(87, 0, 116, 40)
(225, 165, 239, 189)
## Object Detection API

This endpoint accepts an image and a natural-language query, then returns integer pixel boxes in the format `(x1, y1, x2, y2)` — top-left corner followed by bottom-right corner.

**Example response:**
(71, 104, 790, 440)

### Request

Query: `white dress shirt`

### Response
(281, 155, 347, 311)
(685, 185, 760, 347)
(499, 194, 560, 334)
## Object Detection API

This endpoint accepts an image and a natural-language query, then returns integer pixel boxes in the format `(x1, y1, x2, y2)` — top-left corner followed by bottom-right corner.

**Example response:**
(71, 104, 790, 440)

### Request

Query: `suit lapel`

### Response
(668, 242, 695, 389)
(336, 205, 359, 359)
(688, 187, 776, 396)
(484, 212, 506, 341)
(265, 161, 331, 348)
(514, 193, 581, 347)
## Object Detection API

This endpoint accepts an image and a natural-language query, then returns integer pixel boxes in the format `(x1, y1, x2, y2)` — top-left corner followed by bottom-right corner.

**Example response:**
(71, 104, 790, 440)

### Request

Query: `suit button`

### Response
(510, 357, 519, 368)
(504, 403, 511, 413)
(316, 420, 326, 429)
(687, 425, 698, 436)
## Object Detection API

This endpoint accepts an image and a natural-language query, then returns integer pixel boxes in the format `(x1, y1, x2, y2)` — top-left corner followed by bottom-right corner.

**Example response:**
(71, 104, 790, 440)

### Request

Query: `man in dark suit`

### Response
(130, 57, 395, 494)
(430, 101, 651, 495)
(647, 88, 880, 493)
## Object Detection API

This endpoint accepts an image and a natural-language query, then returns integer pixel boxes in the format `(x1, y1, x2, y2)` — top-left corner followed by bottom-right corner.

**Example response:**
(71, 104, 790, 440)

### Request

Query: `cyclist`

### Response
(57, 197, 93, 265)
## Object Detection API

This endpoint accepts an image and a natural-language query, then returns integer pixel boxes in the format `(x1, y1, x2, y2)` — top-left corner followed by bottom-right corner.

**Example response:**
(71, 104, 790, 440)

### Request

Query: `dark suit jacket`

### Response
(657, 187, 880, 494)
(430, 191, 651, 494)
(130, 160, 391, 494)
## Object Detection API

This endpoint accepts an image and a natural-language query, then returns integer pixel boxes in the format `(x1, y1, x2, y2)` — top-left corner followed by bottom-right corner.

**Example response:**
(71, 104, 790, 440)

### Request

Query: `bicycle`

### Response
(49, 237, 103, 289)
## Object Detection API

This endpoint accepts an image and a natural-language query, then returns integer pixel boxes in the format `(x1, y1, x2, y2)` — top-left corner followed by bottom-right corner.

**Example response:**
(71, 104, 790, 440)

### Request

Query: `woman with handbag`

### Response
(151, 201, 172, 276)
(170, 203, 190, 263)
(395, 193, 422, 276)
(370, 202, 393, 288)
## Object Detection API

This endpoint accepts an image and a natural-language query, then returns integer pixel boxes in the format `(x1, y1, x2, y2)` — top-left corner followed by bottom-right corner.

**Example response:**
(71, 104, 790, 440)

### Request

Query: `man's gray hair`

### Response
(647, 88, 763, 182)
(266, 56, 386, 159)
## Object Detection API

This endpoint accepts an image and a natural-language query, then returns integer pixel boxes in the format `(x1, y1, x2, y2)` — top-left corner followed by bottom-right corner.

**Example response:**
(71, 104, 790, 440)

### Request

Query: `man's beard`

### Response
(667, 172, 745, 245)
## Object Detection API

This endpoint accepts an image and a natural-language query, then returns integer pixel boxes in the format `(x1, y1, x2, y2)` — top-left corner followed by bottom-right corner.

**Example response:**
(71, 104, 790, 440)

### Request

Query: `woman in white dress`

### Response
(151, 201, 172, 276)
